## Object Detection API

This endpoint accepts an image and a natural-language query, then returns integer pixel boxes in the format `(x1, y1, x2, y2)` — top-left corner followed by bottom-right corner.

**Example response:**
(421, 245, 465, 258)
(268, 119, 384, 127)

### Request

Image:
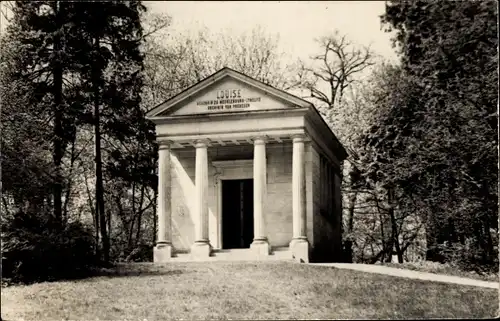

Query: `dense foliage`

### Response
(2, 212, 96, 284)
(298, 0, 498, 272)
(1, 0, 151, 282)
(363, 0, 498, 271)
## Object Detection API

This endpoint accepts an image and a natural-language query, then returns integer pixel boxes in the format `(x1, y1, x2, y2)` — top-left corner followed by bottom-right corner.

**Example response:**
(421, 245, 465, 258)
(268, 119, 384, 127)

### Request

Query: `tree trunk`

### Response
(343, 162, 362, 263)
(52, 0, 63, 224)
(84, 166, 99, 256)
(63, 137, 77, 223)
(128, 217, 135, 252)
(388, 187, 404, 263)
(343, 190, 358, 263)
(384, 241, 393, 262)
(379, 212, 389, 263)
(135, 213, 142, 246)
(347, 191, 357, 237)
(483, 219, 493, 262)
(107, 209, 112, 256)
(135, 186, 145, 246)
(383, 214, 394, 263)
(395, 236, 404, 263)
(425, 210, 440, 261)
(93, 36, 109, 264)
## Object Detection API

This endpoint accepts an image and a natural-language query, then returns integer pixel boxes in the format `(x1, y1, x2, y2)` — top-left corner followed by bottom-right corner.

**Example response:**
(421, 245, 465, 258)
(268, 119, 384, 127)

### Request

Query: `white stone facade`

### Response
(146, 68, 347, 263)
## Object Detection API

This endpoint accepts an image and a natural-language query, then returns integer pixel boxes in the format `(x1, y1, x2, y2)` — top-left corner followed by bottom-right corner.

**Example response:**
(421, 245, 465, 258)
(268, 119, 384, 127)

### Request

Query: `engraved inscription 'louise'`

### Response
(217, 89, 241, 99)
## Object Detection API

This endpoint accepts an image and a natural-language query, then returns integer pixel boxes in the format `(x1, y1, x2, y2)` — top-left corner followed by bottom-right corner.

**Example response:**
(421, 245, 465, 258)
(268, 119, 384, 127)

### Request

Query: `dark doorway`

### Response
(222, 179, 254, 249)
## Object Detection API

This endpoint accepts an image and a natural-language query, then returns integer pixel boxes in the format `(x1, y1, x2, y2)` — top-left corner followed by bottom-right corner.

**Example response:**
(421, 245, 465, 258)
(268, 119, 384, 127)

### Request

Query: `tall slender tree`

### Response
(70, 1, 146, 263)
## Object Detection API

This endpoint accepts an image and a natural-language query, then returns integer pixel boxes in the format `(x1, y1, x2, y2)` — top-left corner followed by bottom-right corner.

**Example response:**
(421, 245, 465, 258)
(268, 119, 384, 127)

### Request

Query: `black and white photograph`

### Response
(0, 0, 498, 319)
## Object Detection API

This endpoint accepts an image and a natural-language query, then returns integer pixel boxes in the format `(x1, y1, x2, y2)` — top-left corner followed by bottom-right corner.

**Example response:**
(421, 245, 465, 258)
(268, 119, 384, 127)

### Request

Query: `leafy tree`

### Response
(0, 34, 54, 216)
(1, 3, 98, 281)
(369, 0, 498, 270)
(1, 1, 89, 224)
(1, 1, 153, 270)
(357, 63, 427, 263)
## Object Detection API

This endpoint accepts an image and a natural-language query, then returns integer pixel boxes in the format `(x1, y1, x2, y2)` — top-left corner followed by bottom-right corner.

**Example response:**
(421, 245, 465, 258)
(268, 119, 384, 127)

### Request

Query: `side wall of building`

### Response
(310, 144, 343, 262)
(333, 169, 343, 261)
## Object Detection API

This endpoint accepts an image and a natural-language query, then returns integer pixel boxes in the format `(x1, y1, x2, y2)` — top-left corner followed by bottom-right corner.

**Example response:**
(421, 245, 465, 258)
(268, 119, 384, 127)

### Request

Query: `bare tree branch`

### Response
(298, 30, 374, 110)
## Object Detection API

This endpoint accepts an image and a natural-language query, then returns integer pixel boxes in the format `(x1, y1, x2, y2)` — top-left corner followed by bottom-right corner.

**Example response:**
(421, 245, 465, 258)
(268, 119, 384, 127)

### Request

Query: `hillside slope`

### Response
(1, 261, 496, 320)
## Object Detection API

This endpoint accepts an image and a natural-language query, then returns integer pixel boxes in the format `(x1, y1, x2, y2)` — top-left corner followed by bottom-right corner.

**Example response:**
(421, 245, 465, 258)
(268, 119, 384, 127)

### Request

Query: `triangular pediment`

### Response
(146, 67, 313, 118)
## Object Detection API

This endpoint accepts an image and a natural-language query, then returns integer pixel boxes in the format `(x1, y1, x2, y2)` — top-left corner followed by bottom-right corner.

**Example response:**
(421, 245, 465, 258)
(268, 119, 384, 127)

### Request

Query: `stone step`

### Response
(168, 247, 293, 262)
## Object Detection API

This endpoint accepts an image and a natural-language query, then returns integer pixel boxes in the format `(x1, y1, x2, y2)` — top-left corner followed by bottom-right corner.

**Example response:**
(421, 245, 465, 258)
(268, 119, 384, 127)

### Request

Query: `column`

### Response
(153, 141, 172, 262)
(290, 134, 309, 262)
(250, 136, 270, 256)
(191, 139, 212, 258)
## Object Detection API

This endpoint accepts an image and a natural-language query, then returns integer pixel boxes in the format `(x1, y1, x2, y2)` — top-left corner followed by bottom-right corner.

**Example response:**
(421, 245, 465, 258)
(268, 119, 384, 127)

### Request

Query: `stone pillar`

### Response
(191, 139, 212, 258)
(290, 134, 309, 262)
(250, 136, 270, 256)
(154, 141, 172, 262)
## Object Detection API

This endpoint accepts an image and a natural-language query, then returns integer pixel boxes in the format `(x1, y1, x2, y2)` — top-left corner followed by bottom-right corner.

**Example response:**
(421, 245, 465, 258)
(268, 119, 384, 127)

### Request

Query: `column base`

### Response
(250, 239, 270, 256)
(153, 243, 173, 263)
(190, 241, 212, 259)
(289, 238, 310, 263)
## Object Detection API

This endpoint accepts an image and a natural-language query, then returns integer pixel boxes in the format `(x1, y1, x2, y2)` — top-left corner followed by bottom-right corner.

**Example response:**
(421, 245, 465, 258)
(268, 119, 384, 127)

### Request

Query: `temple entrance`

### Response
(221, 179, 254, 249)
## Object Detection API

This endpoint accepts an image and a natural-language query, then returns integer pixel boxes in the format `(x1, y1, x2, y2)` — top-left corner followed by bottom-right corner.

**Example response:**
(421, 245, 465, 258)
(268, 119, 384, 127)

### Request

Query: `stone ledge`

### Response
(250, 240, 271, 256)
(190, 242, 212, 259)
(290, 238, 310, 263)
(153, 243, 173, 262)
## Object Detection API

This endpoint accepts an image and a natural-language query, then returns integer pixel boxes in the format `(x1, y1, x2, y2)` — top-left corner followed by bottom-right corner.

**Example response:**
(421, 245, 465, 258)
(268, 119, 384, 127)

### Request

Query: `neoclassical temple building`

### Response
(146, 67, 347, 263)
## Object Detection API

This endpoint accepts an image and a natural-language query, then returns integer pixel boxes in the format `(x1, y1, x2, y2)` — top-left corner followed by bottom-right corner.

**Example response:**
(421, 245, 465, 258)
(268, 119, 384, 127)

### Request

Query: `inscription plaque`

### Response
(196, 88, 262, 111)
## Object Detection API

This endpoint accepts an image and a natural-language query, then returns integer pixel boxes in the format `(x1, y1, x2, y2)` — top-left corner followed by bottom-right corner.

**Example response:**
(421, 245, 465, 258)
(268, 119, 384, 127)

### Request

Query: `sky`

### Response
(1, 1, 399, 62)
(145, 1, 399, 63)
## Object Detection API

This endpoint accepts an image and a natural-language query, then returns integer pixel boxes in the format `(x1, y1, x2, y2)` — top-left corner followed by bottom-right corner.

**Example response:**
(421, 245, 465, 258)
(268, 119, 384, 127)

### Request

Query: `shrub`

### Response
(124, 242, 154, 262)
(1, 213, 98, 284)
(437, 237, 499, 275)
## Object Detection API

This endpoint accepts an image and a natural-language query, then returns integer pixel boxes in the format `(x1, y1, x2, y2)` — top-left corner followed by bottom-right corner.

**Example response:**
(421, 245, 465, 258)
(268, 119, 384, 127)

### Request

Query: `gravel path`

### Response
(310, 263, 499, 289)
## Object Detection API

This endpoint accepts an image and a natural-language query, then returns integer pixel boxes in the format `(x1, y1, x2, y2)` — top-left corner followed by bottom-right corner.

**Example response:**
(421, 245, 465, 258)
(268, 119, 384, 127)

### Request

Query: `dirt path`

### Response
(310, 263, 499, 289)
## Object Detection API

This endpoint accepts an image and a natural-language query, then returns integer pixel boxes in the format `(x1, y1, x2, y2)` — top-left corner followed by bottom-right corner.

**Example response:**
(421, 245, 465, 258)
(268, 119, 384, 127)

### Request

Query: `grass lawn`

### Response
(378, 261, 498, 282)
(1, 261, 497, 320)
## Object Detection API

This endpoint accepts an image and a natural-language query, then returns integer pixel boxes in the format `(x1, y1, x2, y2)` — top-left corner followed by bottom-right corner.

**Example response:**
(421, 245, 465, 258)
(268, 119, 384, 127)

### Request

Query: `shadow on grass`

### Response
(85, 263, 186, 279)
(2, 263, 185, 287)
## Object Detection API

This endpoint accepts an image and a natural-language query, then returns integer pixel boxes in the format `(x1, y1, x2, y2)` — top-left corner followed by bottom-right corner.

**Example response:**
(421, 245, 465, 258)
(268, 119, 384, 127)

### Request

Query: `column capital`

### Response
(194, 139, 210, 148)
(252, 135, 268, 145)
(291, 133, 306, 143)
(157, 140, 172, 150)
